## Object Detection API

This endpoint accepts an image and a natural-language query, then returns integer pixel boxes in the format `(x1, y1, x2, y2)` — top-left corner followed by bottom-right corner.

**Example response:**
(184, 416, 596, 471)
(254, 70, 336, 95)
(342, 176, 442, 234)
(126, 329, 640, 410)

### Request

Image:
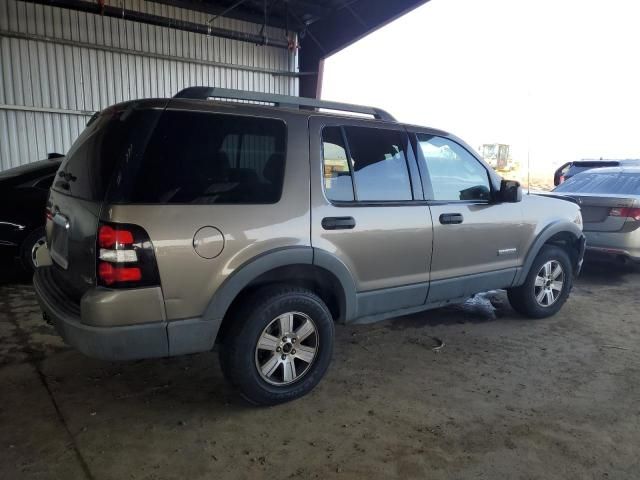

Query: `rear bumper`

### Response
(33, 267, 219, 361)
(584, 230, 640, 262)
(585, 246, 640, 263)
(33, 267, 168, 361)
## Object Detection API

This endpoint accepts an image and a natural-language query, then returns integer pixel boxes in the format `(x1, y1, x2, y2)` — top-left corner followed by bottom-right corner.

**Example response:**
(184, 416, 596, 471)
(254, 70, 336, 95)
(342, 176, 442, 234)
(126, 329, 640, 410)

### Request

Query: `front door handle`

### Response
(322, 216, 356, 230)
(439, 213, 463, 225)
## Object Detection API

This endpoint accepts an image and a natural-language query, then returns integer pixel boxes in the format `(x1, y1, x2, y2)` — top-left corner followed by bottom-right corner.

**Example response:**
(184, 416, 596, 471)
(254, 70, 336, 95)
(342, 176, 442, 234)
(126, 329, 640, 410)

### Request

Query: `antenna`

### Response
(527, 147, 531, 195)
(526, 89, 531, 195)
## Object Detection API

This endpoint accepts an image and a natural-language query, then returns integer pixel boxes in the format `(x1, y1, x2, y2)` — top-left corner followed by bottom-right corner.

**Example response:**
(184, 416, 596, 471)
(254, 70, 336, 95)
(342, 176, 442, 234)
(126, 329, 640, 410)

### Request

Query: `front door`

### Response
(309, 116, 433, 320)
(411, 131, 527, 302)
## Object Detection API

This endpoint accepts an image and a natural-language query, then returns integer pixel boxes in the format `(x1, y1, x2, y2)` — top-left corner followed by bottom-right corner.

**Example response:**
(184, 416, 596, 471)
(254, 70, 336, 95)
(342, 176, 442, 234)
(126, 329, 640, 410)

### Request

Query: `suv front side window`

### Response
(417, 135, 491, 202)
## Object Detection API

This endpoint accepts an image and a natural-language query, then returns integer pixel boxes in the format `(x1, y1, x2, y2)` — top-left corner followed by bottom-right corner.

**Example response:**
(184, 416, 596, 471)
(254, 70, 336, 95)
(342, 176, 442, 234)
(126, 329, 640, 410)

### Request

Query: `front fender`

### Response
(513, 221, 584, 286)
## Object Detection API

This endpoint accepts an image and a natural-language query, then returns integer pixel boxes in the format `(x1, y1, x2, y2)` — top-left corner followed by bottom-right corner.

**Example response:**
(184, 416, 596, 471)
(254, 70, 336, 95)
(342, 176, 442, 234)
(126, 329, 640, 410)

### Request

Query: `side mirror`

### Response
(499, 179, 522, 203)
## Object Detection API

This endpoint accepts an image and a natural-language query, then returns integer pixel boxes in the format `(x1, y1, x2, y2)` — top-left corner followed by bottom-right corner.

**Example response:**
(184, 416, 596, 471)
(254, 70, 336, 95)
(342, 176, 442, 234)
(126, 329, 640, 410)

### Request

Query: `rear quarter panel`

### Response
(102, 109, 311, 321)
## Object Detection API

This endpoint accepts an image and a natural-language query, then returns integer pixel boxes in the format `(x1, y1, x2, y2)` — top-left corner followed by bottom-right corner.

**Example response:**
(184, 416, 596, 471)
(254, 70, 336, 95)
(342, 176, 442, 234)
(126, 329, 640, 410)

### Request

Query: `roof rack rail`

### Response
(173, 87, 396, 122)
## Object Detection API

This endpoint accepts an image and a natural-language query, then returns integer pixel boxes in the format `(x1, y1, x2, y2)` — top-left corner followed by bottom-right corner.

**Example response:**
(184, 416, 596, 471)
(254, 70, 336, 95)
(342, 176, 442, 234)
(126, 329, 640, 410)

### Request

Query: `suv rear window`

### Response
(53, 109, 161, 200)
(108, 111, 286, 204)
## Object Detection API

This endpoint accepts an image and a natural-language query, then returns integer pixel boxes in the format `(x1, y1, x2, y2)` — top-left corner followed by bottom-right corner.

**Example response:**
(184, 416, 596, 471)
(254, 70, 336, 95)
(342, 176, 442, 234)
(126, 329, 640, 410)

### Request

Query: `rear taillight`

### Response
(98, 225, 134, 249)
(609, 207, 640, 221)
(98, 262, 142, 285)
(96, 222, 160, 288)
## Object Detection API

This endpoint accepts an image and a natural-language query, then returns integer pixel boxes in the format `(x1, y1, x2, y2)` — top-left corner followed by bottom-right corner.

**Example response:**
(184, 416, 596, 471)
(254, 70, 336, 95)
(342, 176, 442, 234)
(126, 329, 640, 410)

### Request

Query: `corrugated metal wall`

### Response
(0, 0, 298, 171)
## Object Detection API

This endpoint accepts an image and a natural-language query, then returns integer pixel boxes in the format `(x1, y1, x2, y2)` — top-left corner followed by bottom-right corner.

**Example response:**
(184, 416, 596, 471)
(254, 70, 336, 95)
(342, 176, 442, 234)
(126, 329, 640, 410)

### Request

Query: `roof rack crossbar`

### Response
(173, 87, 396, 122)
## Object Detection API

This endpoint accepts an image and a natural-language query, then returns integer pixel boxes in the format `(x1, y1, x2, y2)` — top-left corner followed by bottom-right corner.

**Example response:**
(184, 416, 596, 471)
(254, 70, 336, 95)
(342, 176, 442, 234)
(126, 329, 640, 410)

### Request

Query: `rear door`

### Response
(410, 130, 527, 301)
(309, 116, 432, 318)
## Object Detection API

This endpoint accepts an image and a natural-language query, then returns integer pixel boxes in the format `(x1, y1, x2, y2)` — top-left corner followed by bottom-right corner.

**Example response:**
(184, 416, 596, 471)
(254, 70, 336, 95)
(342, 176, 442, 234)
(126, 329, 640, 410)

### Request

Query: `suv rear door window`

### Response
(108, 111, 287, 204)
(342, 126, 412, 201)
(417, 135, 491, 201)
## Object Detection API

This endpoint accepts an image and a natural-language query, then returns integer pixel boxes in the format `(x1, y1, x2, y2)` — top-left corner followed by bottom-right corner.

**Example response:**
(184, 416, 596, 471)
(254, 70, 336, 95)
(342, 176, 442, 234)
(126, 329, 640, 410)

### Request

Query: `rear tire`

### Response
(507, 245, 573, 318)
(219, 285, 334, 406)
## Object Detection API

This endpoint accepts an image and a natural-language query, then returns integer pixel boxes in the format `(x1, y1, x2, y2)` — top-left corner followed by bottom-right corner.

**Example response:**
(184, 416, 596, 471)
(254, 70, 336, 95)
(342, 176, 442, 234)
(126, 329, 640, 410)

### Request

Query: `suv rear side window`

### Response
(109, 111, 286, 204)
(417, 135, 491, 201)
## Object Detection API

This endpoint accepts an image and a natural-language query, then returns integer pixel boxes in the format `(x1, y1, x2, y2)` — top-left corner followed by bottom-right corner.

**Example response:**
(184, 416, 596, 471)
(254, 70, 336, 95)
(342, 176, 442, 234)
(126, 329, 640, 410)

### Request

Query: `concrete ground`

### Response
(1, 261, 639, 480)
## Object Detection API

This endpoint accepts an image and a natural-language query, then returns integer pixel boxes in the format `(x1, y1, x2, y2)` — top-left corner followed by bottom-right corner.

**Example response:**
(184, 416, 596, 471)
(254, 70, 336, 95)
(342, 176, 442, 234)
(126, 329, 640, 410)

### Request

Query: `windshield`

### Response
(554, 172, 640, 195)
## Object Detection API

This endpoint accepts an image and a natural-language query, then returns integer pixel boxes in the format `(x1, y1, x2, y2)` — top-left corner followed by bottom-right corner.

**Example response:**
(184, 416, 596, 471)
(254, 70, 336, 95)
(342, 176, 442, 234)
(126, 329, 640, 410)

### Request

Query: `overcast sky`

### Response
(322, 0, 640, 173)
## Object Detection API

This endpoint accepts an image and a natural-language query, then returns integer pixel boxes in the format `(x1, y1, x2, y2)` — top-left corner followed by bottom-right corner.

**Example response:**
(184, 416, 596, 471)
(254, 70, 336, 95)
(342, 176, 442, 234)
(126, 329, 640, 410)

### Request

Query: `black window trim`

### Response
(411, 131, 495, 205)
(340, 126, 360, 201)
(330, 199, 431, 208)
(320, 124, 423, 207)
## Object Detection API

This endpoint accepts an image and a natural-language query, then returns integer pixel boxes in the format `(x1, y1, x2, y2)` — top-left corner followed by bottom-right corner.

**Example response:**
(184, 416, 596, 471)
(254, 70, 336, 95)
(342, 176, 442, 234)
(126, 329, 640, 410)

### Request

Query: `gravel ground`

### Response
(1, 261, 639, 480)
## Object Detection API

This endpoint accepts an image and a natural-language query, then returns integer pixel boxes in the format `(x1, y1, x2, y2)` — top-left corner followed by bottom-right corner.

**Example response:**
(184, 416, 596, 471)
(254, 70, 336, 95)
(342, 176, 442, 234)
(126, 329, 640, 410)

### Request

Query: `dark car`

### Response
(554, 159, 640, 186)
(0, 156, 63, 273)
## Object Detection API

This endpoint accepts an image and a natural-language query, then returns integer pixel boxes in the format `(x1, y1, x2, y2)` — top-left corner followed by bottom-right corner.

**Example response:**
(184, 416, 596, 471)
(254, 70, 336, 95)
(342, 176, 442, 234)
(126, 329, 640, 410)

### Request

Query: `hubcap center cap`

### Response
(282, 342, 292, 354)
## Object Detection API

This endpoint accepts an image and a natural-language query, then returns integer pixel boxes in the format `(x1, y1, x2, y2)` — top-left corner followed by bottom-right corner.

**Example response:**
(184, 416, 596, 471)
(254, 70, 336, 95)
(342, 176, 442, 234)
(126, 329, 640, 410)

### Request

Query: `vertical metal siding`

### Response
(0, 0, 298, 170)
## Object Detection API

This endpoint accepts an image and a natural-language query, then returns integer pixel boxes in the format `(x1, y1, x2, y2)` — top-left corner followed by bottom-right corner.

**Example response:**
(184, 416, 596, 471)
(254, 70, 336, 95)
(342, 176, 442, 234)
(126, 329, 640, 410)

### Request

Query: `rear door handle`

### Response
(439, 213, 463, 225)
(322, 216, 356, 230)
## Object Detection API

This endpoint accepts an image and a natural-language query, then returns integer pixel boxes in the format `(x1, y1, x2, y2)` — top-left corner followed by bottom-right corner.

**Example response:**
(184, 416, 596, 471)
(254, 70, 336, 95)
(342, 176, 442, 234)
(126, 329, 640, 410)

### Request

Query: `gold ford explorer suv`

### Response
(34, 88, 586, 405)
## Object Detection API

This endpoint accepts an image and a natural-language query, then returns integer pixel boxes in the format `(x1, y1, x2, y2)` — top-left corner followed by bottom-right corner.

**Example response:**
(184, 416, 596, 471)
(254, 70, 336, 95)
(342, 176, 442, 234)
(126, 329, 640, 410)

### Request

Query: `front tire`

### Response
(219, 285, 334, 406)
(507, 245, 573, 318)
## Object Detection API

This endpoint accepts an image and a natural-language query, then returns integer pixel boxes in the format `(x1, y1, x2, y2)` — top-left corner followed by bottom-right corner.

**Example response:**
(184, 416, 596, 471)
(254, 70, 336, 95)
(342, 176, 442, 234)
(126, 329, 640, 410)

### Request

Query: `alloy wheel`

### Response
(254, 311, 319, 386)
(534, 260, 565, 307)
